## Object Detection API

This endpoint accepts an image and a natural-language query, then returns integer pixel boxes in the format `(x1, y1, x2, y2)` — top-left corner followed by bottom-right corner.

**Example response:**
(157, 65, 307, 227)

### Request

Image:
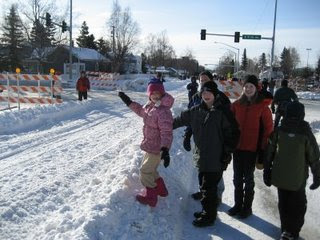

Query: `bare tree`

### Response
(289, 47, 300, 70)
(17, 0, 68, 42)
(144, 31, 176, 67)
(107, 0, 140, 73)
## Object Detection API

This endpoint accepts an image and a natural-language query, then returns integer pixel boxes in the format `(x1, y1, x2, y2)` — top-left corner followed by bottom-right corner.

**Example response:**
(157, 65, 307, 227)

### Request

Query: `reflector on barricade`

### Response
(215, 80, 242, 99)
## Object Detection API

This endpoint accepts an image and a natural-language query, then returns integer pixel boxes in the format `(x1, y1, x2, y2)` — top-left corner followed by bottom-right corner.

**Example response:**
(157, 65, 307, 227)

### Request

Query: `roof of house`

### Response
(30, 45, 109, 62)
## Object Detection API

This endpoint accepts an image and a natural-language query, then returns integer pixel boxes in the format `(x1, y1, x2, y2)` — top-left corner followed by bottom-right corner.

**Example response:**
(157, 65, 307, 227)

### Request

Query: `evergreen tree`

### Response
(30, 19, 51, 49)
(259, 52, 267, 71)
(76, 21, 97, 49)
(1, 5, 25, 71)
(97, 37, 111, 56)
(241, 48, 248, 71)
(280, 47, 293, 77)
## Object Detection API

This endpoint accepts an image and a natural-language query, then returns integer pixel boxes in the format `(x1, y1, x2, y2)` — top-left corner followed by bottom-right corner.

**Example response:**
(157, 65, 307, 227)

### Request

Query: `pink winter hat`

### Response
(147, 82, 165, 96)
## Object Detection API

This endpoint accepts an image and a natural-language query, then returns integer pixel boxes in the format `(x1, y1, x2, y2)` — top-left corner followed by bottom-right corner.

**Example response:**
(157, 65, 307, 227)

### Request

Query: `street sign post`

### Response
(242, 34, 262, 40)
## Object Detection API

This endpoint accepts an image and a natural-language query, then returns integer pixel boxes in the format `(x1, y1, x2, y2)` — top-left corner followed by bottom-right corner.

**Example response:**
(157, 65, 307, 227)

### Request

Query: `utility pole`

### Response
(270, 0, 278, 81)
(69, 0, 73, 82)
(306, 48, 312, 68)
(111, 25, 115, 73)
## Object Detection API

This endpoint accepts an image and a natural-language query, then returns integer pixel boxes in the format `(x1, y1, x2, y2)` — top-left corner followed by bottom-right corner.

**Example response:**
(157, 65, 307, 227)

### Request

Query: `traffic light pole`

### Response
(69, 0, 73, 82)
(270, 0, 278, 81)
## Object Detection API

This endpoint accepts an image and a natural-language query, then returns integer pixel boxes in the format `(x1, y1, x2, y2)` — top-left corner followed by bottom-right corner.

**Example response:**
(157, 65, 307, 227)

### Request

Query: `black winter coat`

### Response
(174, 102, 239, 172)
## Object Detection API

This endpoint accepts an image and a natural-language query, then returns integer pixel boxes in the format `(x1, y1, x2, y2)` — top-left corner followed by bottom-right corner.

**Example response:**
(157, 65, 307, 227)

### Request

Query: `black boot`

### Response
(228, 190, 243, 216)
(239, 191, 254, 219)
(193, 211, 204, 218)
(192, 214, 215, 227)
(191, 191, 202, 200)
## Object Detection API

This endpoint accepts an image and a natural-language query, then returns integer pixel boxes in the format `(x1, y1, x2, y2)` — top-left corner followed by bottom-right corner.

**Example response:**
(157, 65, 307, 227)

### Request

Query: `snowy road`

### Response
(1, 80, 320, 240)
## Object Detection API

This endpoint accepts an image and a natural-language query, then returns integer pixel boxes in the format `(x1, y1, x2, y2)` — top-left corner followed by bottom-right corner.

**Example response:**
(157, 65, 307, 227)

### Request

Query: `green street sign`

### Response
(242, 34, 261, 40)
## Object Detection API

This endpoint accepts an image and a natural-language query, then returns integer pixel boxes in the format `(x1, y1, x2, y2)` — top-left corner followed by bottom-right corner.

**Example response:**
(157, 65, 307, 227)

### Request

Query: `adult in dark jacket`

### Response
(76, 71, 90, 101)
(184, 71, 235, 204)
(186, 76, 199, 102)
(174, 81, 239, 227)
(260, 79, 273, 106)
(229, 75, 273, 218)
(264, 101, 320, 240)
(271, 79, 298, 127)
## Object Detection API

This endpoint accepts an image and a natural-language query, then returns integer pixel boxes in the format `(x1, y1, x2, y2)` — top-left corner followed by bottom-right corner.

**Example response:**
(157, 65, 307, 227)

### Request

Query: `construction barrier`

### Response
(215, 80, 242, 99)
(0, 73, 63, 110)
(86, 72, 120, 90)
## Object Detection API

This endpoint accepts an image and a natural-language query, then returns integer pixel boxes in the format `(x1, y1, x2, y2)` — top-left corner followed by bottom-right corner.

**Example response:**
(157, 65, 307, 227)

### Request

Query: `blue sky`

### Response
(2, 0, 320, 68)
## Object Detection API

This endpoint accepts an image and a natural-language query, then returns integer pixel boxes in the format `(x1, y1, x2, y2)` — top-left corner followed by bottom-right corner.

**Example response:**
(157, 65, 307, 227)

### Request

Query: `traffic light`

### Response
(62, 21, 67, 33)
(45, 12, 51, 27)
(234, 31, 240, 43)
(200, 29, 206, 40)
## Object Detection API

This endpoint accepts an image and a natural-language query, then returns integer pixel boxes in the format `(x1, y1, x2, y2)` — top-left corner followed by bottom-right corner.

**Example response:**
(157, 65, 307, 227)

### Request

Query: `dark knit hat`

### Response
(200, 81, 219, 96)
(281, 79, 288, 87)
(285, 101, 305, 121)
(244, 75, 259, 88)
(147, 79, 165, 97)
(199, 70, 214, 81)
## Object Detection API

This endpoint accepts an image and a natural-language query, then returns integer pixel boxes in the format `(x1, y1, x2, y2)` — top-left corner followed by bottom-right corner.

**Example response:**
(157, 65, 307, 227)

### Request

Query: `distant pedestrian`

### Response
(264, 101, 320, 240)
(260, 79, 273, 106)
(186, 76, 198, 102)
(271, 79, 298, 127)
(118, 79, 174, 208)
(268, 78, 276, 96)
(76, 71, 90, 101)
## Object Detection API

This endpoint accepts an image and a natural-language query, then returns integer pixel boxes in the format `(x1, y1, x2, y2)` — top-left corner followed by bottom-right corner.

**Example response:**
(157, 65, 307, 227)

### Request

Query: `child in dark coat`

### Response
(264, 101, 320, 240)
(173, 81, 239, 227)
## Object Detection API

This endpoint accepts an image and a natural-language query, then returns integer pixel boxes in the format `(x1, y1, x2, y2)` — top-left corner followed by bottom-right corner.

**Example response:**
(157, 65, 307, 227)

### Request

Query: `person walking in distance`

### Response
(76, 71, 90, 101)
(186, 76, 198, 102)
(271, 79, 298, 127)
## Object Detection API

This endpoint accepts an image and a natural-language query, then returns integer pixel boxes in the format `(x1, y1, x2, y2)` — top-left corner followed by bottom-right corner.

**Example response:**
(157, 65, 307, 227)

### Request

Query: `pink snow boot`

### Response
(156, 177, 168, 197)
(136, 187, 158, 207)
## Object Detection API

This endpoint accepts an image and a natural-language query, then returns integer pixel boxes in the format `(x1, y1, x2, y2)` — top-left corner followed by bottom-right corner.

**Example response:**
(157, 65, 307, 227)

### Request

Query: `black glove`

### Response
(118, 92, 132, 106)
(263, 170, 272, 187)
(310, 177, 320, 190)
(183, 135, 191, 151)
(161, 147, 170, 168)
(256, 150, 264, 170)
(221, 153, 232, 171)
(183, 129, 192, 152)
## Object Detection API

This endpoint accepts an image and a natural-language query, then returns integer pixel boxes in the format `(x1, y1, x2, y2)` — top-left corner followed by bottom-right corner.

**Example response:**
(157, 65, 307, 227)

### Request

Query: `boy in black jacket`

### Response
(264, 101, 320, 240)
(174, 81, 239, 227)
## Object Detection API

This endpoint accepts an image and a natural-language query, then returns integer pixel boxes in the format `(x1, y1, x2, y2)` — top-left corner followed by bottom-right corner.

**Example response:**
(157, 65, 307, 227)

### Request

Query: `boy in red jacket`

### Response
(76, 71, 90, 101)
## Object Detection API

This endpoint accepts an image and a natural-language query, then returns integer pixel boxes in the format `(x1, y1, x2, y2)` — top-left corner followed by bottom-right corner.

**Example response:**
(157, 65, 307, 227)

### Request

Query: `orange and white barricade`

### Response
(87, 72, 120, 90)
(0, 73, 63, 110)
(215, 80, 242, 99)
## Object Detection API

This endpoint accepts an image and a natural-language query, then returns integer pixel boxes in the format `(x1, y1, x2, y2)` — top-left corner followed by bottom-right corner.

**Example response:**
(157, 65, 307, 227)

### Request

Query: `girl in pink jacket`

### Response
(118, 80, 174, 207)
